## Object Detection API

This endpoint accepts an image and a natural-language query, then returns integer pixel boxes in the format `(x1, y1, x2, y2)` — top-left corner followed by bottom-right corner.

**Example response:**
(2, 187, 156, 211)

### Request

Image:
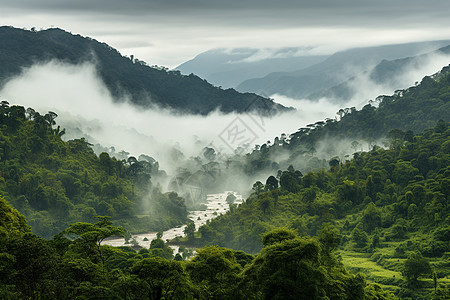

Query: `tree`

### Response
(329, 156, 340, 169)
(402, 252, 431, 284)
(6, 234, 60, 299)
(243, 237, 365, 299)
(361, 202, 381, 233)
(317, 224, 341, 252)
(132, 257, 192, 300)
(279, 167, 302, 193)
(149, 238, 173, 260)
(352, 224, 368, 249)
(252, 181, 264, 195)
(184, 222, 195, 240)
(226, 193, 236, 205)
(63, 216, 124, 268)
(261, 227, 297, 247)
(186, 246, 243, 299)
(265, 175, 278, 191)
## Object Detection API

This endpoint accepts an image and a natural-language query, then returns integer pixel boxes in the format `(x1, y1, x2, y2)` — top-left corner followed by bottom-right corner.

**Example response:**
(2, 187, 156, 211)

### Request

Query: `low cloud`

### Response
(0, 61, 330, 173)
(2, 54, 448, 182)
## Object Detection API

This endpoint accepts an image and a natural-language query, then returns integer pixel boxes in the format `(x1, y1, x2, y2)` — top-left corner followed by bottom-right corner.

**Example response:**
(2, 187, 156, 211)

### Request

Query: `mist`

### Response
(1, 54, 448, 195)
(314, 51, 450, 107)
(0, 60, 334, 165)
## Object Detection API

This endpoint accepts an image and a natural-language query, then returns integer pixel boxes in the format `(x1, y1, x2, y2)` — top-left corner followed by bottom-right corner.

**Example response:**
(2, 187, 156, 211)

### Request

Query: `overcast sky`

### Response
(2, 0, 450, 68)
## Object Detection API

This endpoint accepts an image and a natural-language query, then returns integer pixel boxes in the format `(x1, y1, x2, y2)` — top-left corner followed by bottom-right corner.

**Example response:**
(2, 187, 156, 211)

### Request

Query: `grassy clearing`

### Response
(340, 250, 402, 290)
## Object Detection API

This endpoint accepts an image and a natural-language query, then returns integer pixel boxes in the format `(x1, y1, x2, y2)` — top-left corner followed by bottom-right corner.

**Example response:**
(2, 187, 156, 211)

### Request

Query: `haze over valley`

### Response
(1, 1, 450, 299)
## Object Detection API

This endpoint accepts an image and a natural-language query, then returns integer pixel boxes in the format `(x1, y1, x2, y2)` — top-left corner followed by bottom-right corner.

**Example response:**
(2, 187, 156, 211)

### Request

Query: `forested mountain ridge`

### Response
(193, 120, 450, 299)
(177, 66, 450, 298)
(235, 65, 450, 178)
(0, 101, 188, 237)
(0, 26, 289, 115)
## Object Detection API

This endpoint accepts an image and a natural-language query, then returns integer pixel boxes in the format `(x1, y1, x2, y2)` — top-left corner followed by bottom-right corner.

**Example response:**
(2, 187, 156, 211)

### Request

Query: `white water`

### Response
(103, 191, 243, 250)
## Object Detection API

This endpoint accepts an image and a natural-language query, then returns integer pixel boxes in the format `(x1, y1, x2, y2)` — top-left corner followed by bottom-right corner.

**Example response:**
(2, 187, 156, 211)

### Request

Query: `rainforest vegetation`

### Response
(1, 197, 399, 299)
(0, 101, 189, 237)
(0, 59, 449, 299)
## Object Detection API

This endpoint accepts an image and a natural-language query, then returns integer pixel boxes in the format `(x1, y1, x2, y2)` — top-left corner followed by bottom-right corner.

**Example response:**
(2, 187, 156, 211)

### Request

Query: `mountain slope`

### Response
(0, 102, 189, 237)
(236, 41, 450, 99)
(194, 121, 450, 298)
(175, 48, 329, 88)
(0, 26, 289, 115)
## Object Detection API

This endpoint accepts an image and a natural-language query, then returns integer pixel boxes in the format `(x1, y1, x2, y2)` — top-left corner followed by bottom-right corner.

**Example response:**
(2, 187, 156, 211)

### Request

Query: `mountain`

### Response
(236, 41, 450, 99)
(0, 26, 289, 115)
(175, 48, 329, 89)
(308, 44, 450, 102)
(227, 64, 450, 188)
(193, 121, 450, 299)
(189, 67, 450, 298)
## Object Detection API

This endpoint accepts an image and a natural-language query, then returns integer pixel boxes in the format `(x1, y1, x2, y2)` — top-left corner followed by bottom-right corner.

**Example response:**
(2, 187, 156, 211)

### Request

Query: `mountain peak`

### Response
(0, 26, 290, 115)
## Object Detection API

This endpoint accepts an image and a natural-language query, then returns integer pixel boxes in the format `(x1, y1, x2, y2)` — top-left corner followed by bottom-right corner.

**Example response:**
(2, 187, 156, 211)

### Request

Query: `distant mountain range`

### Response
(175, 48, 329, 89)
(307, 45, 450, 102)
(176, 41, 450, 102)
(0, 26, 289, 115)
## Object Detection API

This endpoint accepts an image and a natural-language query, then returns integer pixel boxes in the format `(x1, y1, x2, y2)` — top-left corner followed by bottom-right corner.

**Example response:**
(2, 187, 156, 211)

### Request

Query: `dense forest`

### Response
(0, 101, 188, 237)
(0, 37, 449, 299)
(0, 26, 289, 115)
(0, 196, 398, 299)
(189, 121, 450, 298)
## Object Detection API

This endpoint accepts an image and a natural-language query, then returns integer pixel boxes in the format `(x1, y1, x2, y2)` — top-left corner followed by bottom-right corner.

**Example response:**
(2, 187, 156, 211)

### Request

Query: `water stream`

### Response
(103, 191, 243, 251)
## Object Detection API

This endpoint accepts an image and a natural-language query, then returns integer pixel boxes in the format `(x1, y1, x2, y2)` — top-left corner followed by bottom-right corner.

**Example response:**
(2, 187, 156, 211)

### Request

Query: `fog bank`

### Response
(1, 56, 448, 177)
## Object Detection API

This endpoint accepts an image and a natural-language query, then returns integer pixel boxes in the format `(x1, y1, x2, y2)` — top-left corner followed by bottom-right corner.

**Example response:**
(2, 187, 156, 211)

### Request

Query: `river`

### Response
(103, 191, 243, 251)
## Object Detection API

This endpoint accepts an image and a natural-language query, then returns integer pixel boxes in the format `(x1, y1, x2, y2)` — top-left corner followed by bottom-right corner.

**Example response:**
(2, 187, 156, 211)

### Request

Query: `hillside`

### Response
(236, 41, 450, 100)
(192, 120, 450, 299)
(231, 65, 450, 180)
(0, 101, 188, 237)
(0, 26, 289, 115)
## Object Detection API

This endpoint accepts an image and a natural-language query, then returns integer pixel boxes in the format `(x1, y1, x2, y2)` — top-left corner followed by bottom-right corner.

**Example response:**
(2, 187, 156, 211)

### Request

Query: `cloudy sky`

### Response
(2, 0, 450, 68)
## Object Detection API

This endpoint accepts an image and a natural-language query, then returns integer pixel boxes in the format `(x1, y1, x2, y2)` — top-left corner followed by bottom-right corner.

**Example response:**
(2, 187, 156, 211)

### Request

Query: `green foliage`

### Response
(0, 199, 394, 299)
(0, 196, 31, 239)
(149, 238, 174, 260)
(184, 221, 195, 239)
(186, 246, 243, 299)
(402, 252, 432, 283)
(239, 66, 450, 180)
(261, 227, 297, 247)
(132, 257, 192, 299)
(0, 102, 188, 237)
(193, 122, 450, 298)
(242, 236, 365, 299)
(225, 192, 236, 205)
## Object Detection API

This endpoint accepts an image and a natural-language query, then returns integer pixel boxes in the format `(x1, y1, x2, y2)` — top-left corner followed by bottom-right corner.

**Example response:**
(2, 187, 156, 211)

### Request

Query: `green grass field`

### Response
(340, 250, 402, 291)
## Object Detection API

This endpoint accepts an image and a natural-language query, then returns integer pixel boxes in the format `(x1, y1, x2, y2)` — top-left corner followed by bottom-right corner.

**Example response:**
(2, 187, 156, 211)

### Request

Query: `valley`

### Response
(0, 21, 449, 299)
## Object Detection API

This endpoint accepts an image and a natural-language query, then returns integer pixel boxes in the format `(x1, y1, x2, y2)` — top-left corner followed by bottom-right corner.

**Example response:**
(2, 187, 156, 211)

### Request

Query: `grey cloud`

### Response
(2, 0, 450, 67)
(3, 0, 450, 26)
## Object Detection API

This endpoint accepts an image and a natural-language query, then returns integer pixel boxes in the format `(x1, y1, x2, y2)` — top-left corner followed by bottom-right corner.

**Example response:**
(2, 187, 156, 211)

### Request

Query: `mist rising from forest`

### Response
(1, 54, 448, 193)
(0, 61, 340, 169)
